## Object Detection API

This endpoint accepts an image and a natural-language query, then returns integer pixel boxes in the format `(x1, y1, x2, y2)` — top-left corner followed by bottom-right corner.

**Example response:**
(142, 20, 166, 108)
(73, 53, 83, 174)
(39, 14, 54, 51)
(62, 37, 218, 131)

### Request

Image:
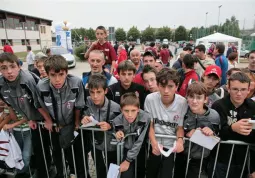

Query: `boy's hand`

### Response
(175, 138, 184, 153)
(3, 124, 14, 130)
(45, 120, 53, 132)
(81, 116, 91, 125)
(115, 131, 124, 141)
(97, 122, 111, 131)
(250, 172, 255, 178)
(91, 40, 98, 47)
(151, 140, 160, 156)
(119, 160, 130, 173)
(29, 120, 37, 130)
(231, 118, 252, 135)
(186, 129, 196, 138)
(202, 127, 214, 136)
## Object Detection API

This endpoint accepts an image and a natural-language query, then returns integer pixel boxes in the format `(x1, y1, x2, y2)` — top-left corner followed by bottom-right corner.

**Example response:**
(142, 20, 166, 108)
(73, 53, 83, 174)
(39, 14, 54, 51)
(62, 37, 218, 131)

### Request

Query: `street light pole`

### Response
(217, 5, 222, 32)
(205, 12, 208, 36)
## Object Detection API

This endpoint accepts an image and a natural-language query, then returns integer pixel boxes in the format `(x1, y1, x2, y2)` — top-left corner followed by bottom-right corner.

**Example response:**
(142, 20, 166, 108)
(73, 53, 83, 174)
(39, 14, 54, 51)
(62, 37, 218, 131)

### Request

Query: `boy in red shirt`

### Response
(160, 44, 170, 65)
(85, 26, 117, 74)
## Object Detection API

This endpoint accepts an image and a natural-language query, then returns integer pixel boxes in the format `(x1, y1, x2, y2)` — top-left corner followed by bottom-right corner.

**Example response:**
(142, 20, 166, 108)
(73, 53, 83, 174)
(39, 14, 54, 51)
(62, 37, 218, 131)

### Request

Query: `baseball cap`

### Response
(204, 65, 222, 79)
(143, 50, 156, 59)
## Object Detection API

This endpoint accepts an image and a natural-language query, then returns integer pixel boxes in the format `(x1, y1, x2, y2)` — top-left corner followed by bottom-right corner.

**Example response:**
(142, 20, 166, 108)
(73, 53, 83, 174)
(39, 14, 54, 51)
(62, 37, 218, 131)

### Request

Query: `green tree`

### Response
(115, 28, 126, 41)
(127, 26, 140, 41)
(85, 28, 96, 40)
(175, 26, 187, 41)
(141, 26, 155, 42)
(155, 26, 172, 41)
(220, 16, 240, 37)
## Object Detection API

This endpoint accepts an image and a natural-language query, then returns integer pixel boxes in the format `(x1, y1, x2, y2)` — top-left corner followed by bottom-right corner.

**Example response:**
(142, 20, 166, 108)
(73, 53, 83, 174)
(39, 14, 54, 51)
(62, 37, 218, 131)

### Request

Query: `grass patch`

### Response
(15, 50, 41, 61)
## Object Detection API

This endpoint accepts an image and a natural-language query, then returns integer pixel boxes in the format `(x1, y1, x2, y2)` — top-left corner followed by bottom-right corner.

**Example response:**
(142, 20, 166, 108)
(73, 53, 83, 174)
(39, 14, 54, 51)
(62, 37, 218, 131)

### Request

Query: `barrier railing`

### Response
(2, 124, 255, 178)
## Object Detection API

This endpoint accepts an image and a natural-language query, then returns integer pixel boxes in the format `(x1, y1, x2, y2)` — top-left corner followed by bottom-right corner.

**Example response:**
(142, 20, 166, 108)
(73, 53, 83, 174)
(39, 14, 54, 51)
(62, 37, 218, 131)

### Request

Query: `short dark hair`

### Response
(0, 53, 20, 66)
(44, 55, 68, 74)
(120, 92, 140, 109)
(228, 72, 250, 87)
(156, 68, 179, 86)
(162, 44, 167, 49)
(141, 65, 157, 80)
(150, 42, 155, 47)
(183, 46, 192, 51)
(226, 68, 241, 77)
(228, 52, 238, 61)
(27, 46, 32, 51)
(183, 54, 198, 69)
(88, 74, 107, 91)
(216, 44, 225, 54)
(96, 26, 107, 34)
(195, 44, 206, 53)
(117, 60, 136, 74)
(187, 81, 207, 98)
(248, 50, 255, 57)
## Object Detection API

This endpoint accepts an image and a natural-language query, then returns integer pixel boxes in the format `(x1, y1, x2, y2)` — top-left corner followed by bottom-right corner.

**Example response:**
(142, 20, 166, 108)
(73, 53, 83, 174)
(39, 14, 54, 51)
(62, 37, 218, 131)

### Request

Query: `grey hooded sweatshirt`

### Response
(83, 96, 121, 151)
(112, 109, 150, 162)
(183, 106, 220, 159)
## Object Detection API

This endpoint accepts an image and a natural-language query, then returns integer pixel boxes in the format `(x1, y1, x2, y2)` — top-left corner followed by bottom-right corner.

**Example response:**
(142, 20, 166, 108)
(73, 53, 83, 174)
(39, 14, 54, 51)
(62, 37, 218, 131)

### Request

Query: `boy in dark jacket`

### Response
(209, 72, 255, 178)
(81, 74, 121, 178)
(113, 93, 150, 178)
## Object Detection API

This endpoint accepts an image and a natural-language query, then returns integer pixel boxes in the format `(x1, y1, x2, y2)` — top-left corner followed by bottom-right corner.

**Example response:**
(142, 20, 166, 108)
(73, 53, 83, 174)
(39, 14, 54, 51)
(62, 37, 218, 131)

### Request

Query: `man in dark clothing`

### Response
(114, 41, 119, 55)
(209, 72, 255, 178)
(107, 60, 145, 109)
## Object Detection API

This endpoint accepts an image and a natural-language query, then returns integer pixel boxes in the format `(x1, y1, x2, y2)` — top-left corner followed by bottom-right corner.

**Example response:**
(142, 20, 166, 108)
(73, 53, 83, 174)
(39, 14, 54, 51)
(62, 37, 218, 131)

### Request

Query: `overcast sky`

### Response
(1, 0, 255, 31)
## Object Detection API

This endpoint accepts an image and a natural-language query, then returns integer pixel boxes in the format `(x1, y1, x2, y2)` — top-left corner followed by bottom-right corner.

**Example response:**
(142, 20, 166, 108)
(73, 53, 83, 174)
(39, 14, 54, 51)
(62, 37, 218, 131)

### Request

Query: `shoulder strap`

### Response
(197, 59, 206, 70)
(219, 56, 223, 66)
(177, 69, 185, 91)
(106, 100, 111, 122)
(49, 88, 60, 126)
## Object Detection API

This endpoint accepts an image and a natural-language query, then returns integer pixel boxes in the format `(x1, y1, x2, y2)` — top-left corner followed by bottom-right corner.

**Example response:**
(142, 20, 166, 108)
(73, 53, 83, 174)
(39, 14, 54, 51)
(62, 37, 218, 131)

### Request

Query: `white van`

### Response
(163, 39, 169, 45)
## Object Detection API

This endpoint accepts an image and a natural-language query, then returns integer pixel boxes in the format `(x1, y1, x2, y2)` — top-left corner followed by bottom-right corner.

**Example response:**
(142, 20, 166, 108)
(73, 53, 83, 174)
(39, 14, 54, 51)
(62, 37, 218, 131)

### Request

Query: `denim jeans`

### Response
(13, 130, 32, 174)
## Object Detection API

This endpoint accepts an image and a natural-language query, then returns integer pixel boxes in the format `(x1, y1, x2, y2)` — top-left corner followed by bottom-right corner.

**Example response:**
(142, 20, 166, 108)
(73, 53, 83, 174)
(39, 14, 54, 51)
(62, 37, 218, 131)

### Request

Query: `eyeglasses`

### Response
(230, 88, 248, 93)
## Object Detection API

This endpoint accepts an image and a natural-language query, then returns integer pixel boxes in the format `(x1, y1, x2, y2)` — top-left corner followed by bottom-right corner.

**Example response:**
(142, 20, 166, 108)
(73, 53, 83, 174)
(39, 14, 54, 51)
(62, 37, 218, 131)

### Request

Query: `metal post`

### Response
(212, 143, 221, 178)
(104, 131, 108, 172)
(226, 144, 235, 178)
(198, 147, 205, 178)
(185, 141, 192, 178)
(23, 22, 27, 45)
(81, 129, 88, 178)
(240, 145, 249, 177)
(61, 149, 68, 178)
(3, 20, 8, 41)
(71, 145, 77, 177)
(218, 5, 222, 32)
(92, 130, 97, 178)
(38, 124, 50, 178)
(205, 12, 208, 36)
(38, 24, 42, 50)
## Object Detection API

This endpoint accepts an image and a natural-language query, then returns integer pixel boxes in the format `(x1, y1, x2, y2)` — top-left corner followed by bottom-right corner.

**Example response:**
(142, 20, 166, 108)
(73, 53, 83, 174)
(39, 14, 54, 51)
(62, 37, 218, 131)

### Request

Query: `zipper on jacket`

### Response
(58, 89, 67, 125)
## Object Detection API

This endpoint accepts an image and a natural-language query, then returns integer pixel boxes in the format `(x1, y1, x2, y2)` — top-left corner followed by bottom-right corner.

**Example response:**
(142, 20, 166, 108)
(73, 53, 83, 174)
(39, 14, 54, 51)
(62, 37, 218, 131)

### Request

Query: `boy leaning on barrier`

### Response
(81, 74, 121, 178)
(37, 55, 86, 178)
(208, 72, 255, 178)
(145, 68, 188, 178)
(0, 52, 52, 178)
(112, 92, 150, 178)
(183, 82, 220, 178)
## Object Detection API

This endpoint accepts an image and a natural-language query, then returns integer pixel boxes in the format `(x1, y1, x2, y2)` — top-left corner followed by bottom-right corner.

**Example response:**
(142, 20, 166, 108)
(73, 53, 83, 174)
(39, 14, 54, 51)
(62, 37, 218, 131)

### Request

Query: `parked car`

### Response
(49, 46, 76, 68)
(240, 48, 250, 58)
(163, 39, 169, 45)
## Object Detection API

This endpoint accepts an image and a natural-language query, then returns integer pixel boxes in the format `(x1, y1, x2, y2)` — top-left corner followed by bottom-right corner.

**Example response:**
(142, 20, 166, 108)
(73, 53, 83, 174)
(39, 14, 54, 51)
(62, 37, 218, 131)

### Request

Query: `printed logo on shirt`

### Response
(19, 97, 24, 103)
(135, 91, 139, 98)
(173, 115, 180, 122)
(154, 118, 178, 128)
(3, 90, 10, 93)
(105, 49, 110, 52)
(115, 92, 120, 97)
(227, 110, 237, 125)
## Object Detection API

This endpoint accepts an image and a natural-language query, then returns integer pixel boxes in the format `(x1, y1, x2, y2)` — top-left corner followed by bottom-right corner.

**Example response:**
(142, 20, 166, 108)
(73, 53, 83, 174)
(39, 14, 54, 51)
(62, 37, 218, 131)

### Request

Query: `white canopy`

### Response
(196, 33, 242, 62)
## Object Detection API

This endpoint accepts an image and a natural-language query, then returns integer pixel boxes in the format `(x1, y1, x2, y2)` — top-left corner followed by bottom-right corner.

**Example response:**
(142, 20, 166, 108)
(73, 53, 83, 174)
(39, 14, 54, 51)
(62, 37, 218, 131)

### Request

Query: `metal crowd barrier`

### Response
(4, 123, 255, 178)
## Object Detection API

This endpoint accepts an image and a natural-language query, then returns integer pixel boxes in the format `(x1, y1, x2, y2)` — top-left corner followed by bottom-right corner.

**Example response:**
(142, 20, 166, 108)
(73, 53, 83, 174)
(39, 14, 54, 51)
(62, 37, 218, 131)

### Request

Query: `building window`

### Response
(6, 18, 15, 29)
(13, 18, 23, 30)
(40, 26, 46, 34)
(26, 39, 30, 45)
(36, 39, 40, 45)
(0, 20, 3, 28)
(8, 40, 13, 46)
(1, 40, 6, 46)
(21, 39, 26, 45)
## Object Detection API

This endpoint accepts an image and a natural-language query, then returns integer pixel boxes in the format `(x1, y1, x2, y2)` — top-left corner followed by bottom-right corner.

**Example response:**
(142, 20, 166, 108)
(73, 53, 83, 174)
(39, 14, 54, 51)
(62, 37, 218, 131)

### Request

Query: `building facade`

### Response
(0, 9, 52, 52)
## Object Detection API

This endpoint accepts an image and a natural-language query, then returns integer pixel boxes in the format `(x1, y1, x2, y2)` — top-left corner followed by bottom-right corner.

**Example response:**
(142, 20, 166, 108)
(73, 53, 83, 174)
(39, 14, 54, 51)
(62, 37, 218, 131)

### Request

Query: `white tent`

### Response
(196, 33, 242, 62)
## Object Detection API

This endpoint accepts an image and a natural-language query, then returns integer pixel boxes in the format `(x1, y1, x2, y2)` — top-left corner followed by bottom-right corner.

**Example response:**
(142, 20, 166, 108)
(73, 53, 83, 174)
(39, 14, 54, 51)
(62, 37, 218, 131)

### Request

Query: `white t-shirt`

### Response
(26, 51, 35, 65)
(144, 92, 188, 148)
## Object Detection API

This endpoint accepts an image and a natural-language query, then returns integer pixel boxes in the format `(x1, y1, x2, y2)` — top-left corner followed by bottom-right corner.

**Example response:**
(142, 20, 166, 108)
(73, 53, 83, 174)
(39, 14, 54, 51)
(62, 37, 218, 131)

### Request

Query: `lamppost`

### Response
(205, 12, 208, 36)
(218, 5, 222, 32)
(173, 25, 176, 42)
(190, 34, 192, 41)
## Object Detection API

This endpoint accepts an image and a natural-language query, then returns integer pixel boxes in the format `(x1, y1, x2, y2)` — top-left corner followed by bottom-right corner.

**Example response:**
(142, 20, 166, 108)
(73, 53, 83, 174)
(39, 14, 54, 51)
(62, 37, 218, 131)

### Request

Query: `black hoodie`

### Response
(211, 94, 255, 165)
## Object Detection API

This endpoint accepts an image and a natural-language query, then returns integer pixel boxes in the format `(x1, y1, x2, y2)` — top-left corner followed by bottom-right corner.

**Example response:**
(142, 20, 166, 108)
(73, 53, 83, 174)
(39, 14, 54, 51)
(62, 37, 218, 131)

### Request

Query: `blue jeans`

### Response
(13, 130, 32, 174)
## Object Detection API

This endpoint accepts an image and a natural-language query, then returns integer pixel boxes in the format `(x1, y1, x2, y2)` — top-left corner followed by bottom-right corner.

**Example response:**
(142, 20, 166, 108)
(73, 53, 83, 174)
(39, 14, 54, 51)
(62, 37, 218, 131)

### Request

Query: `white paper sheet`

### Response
(158, 141, 176, 157)
(190, 129, 220, 150)
(248, 120, 255, 129)
(107, 163, 120, 178)
(81, 116, 99, 127)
